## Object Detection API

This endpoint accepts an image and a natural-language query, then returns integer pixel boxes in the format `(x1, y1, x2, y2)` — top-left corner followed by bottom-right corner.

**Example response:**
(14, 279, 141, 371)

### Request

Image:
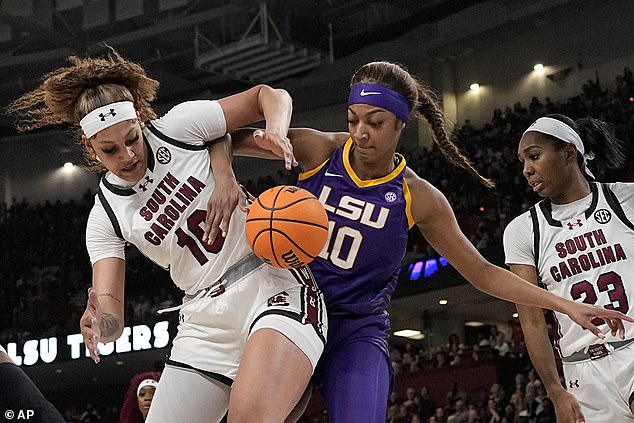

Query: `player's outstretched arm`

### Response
(511, 264, 585, 423)
(80, 258, 126, 364)
(407, 172, 634, 336)
(203, 134, 248, 245)
(203, 127, 347, 245)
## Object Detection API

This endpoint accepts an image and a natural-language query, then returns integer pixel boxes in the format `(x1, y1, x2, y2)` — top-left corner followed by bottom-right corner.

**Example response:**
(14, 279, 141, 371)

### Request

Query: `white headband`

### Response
(79, 101, 137, 138)
(523, 117, 594, 178)
(137, 379, 158, 395)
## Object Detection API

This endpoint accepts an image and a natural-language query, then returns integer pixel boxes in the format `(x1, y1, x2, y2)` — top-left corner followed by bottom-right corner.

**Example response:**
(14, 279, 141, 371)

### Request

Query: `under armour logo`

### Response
(138, 176, 154, 192)
(567, 219, 583, 230)
(99, 109, 116, 121)
(569, 379, 579, 388)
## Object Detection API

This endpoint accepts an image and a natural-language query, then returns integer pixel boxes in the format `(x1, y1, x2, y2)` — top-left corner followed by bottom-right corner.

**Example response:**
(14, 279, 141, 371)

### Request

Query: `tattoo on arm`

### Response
(99, 292, 122, 305)
(100, 313, 121, 338)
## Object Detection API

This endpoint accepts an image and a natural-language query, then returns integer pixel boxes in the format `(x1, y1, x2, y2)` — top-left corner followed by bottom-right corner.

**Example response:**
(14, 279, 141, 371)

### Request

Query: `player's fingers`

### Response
(81, 308, 95, 326)
(605, 320, 617, 338)
(613, 318, 626, 339)
(81, 322, 101, 364)
(205, 204, 225, 245)
(87, 289, 102, 325)
(208, 226, 219, 245)
(253, 128, 265, 141)
(584, 319, 603, 338)
(219, 214, 230, 239)
(601, 317, 619, 337)
(203, 214, 215, 243)
(281, 139, 295, 170)
(202, 203, 216, 242)
(87, 339, 100, 364)
(602, 308, 634, 323)
(205, 219, 219, 246)
(239, 192, 249, 213)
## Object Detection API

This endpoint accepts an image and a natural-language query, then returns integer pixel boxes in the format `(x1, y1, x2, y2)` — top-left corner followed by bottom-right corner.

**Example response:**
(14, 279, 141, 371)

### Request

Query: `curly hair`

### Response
(119, 371, 161, 423)
(6, 45, 159, 170)
(351, 61, 494, 188)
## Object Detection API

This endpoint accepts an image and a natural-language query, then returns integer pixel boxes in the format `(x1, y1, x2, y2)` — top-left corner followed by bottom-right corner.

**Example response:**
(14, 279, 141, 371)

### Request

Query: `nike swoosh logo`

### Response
(359, 89, 382, 96)
(324, 171, 344, 177)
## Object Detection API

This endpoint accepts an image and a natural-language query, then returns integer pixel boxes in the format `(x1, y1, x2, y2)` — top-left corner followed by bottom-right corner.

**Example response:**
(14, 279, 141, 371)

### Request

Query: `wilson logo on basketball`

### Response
(281, 250, 306, 268)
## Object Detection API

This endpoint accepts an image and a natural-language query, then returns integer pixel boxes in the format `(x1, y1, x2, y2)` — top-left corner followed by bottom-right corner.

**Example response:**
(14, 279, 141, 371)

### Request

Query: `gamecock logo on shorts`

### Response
(268, 291, 290, 307)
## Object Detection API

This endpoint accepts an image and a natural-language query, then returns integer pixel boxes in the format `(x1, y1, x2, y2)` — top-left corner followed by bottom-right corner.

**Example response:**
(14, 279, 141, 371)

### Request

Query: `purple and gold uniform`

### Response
(298, 138, 414, 422)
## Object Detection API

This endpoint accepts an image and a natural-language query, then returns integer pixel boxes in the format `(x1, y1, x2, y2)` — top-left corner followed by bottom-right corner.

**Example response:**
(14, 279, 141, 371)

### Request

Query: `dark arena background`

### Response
(1, 1, 633, 422)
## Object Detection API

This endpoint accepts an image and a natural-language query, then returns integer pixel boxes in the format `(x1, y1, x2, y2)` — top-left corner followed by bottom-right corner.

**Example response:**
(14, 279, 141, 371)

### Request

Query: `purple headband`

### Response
(348, 83, 411, 122)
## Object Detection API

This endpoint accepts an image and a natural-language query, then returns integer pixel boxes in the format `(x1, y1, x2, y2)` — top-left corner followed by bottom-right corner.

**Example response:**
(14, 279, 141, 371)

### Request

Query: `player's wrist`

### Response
(213, 169, 237, 183)
(545, 383, 568, 396)
(263, 128, 287, 138)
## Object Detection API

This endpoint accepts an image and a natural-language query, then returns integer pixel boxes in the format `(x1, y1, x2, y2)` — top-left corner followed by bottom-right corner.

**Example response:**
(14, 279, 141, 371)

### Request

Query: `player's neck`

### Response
(551, 175, 591, 205)
(349, 150, 398, 181)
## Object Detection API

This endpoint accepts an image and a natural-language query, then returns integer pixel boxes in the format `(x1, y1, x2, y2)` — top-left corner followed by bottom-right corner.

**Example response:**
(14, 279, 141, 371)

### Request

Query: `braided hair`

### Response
(350, 61, 494, 188)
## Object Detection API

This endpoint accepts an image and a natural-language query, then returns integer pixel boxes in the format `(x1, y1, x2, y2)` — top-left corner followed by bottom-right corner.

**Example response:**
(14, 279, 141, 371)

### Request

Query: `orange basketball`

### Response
(246, 185, 329, 269)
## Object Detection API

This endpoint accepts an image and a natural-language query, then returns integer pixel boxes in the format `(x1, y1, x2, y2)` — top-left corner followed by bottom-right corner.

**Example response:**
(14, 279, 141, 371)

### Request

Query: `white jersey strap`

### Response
(601, 184, 634, 231)
(97, 189, 124, 240)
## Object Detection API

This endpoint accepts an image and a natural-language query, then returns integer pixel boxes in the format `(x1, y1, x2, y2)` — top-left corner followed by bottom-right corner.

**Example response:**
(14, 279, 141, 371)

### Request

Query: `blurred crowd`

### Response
(0, 66, 632, 422)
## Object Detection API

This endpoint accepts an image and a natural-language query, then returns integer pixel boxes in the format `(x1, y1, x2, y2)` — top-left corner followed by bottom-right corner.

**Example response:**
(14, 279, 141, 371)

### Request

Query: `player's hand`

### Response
(565, 301, 633, 339)
(550, 388, 585, 423)
(203, 173, 247, 246)
(253, 129, 298, 170)
(80, 287, 102, 364)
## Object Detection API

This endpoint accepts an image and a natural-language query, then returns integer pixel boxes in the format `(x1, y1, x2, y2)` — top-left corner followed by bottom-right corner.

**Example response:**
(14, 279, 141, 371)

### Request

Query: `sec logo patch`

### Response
(156, 147, 172, 164)
(594, 209, 611, 224)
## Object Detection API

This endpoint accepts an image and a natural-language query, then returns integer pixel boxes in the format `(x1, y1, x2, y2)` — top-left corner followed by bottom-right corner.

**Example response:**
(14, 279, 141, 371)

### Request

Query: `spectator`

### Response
(418, 385, 436, 421)
(119, 371, 161, 423)
(493, 332, 511, 357)
(447, 399, 468, 423)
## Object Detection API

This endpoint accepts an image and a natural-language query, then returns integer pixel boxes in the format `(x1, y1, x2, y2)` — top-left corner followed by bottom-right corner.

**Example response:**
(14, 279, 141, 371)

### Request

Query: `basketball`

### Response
(245, 185, 329, 269)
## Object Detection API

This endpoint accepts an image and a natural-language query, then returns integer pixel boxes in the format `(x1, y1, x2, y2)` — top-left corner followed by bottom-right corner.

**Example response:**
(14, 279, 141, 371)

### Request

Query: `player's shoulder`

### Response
(502, 210, 536, 262)
(403, 168, 455, 225)
(149, 100, 224, 144)
(503, 209, 533, 239)
(403, 168, 439, 198)
(602, 181, 634, 196)
(289, 128, 348, 171)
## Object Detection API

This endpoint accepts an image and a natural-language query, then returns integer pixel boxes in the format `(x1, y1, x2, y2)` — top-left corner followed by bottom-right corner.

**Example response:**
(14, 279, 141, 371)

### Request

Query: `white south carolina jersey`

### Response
(86, 100, 252, 295)
(504, 182, 634, 357)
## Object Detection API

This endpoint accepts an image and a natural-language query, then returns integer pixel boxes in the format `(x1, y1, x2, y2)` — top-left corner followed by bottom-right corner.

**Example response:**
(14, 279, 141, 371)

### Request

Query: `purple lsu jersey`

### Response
(298, 138, 414, 314)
